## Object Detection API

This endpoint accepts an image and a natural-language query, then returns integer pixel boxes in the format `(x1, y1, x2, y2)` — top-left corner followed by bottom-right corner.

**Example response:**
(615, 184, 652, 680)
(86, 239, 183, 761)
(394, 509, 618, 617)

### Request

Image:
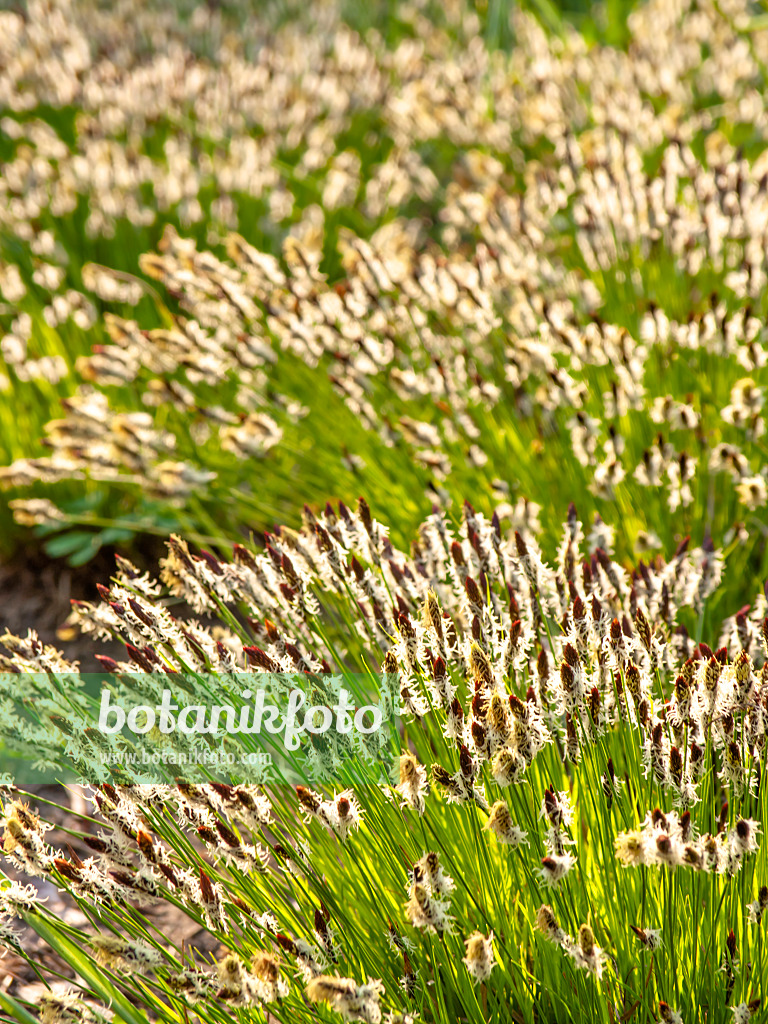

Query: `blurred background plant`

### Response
(2, 0, 768, 633)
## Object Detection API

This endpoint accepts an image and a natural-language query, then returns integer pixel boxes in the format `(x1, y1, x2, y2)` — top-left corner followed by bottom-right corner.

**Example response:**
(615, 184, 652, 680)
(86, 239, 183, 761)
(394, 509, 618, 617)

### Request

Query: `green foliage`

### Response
(0, 499, 765, 1024)
(1, 3, 768, 1017)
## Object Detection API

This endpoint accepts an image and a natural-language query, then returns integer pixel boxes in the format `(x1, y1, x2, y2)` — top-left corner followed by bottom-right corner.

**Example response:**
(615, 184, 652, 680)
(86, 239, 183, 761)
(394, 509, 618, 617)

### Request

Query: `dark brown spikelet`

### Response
(613, 670, 624, 700)
(724, 931, 738, 983)
(199, 867, 216, 904)
(736, 818, 751, 845)
(443, 611, 459, 651)
(280, 553, 300, 587)
(669, 747, 683, 787)
(674, 674, 689, 703)
(679, 811, 691, 842)
(65, 844, 84, 869)
(314, 523, 333, 553)
(450, 541, 465, 567)
(158, 862, 179, 887)
(109, 870, 137, 890)
(542, 788, 561, 828)
(254, 952, 282, 984)
(537, 648, 549, 682)
(465, 575, 483, 611)
(582, 560, 592, 589)
(396, 611, 416, 639)
(216, 821, 240, 849)
(652, 809, 668, 831)
(660, 582, 670, 622)
(472, 691, 488, 720)
(136, 830, 156, 862)
(635, 608, 652, 651)
(125, 643, 154, 672)
(403, 952, 417, 998)
(683, 844, 702, 868)
(296, 786, 321, 814)
(431, 765, 452, 786)
(655, 834, 672, 857)
(508, 618, 522, 651)
(233, 543, 258, 571)
(560, 662, 574, 691)
(690, 741, 704, 779)
(509, 693, 526, 718)
(275, 933, 298, 956)
(349, 555, 365, 583)
(53, 858, 82, 882)
(314, 907, 330, 935)
(705, 655, 721, 693)
(230, 896, 252, 916)
(422, 591, 443, 637)
(244, 645, 279, 672)
(469, 642, 493, 687)
(197, 549, 223, 576)
(602, 759, 616, 806)
(209, 782, 235, 802)
(95, 655, 120, 672)
(563, 643, 579, 668)
(625, 663, 641, 701)
(264, 619, 280, 643)
(101, 783, 119, 805)
(83, 836, 108, 854)
(357, 497, 373, 534)
(128, 598, 154, 628)
(565, 712, 579, 759)
(471, 720, 487, 752)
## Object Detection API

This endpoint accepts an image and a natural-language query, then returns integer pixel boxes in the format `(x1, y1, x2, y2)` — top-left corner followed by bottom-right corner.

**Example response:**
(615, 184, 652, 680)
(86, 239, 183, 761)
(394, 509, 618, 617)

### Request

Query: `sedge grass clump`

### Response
(0, 497, 765, 1023)
(2, 0, 768, 606)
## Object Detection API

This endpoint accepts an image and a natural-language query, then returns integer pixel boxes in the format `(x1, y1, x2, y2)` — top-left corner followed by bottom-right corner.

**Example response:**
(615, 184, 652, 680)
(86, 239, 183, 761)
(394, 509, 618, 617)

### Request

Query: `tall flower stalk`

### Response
(0, 498, 764, 1023)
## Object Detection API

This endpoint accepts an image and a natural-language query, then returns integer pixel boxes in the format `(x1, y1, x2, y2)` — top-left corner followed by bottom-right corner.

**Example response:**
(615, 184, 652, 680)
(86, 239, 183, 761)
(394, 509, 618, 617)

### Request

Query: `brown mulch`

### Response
(0, 545, 125, 670)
